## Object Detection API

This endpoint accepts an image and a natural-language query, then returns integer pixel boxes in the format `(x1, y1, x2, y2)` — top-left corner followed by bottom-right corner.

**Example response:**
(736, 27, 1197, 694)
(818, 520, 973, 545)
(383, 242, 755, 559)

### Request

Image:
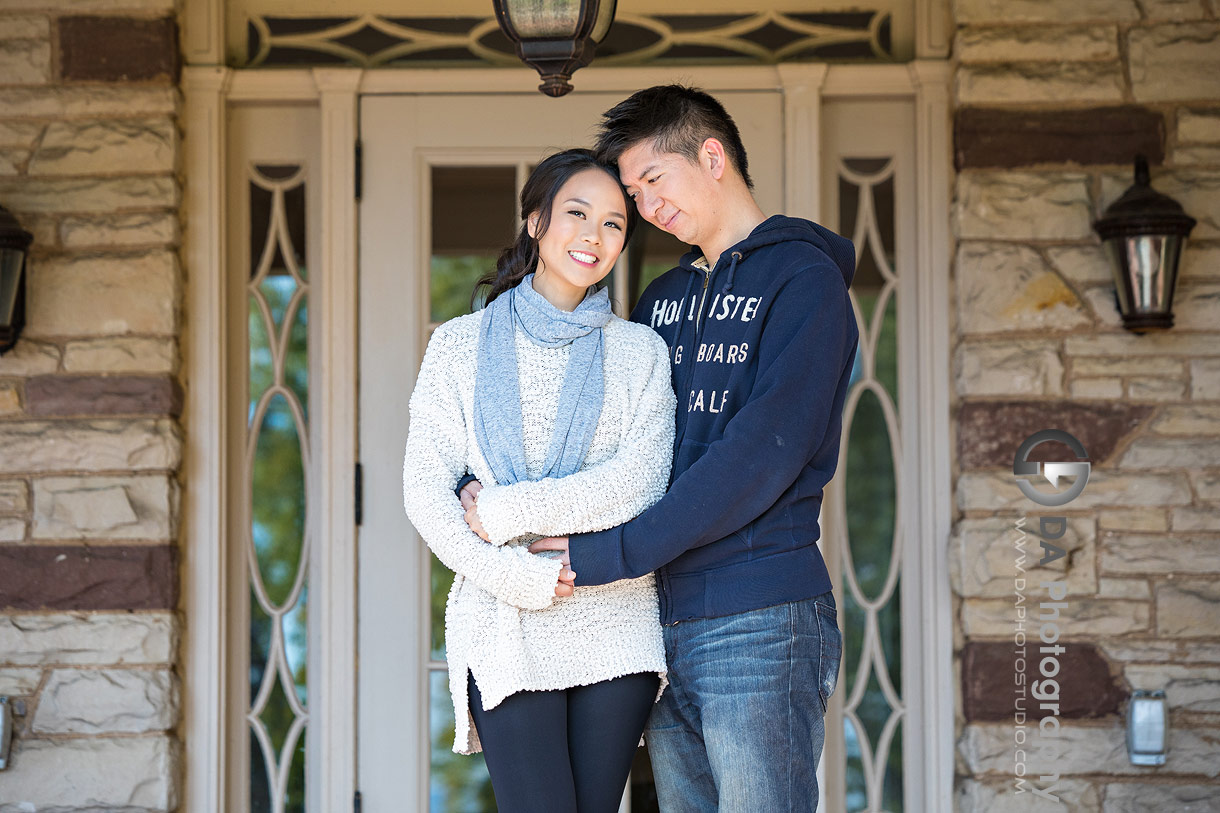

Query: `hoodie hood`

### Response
(678, 215, 856, 292)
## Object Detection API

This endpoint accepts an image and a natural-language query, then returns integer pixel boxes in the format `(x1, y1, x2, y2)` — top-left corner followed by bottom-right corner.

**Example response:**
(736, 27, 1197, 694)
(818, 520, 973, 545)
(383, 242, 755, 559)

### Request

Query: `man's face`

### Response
(618, 139, 717, 249)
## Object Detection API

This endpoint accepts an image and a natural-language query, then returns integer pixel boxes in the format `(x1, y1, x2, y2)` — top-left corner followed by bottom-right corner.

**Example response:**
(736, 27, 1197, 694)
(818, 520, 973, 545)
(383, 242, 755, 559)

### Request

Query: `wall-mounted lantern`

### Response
(492, 0, 617, 97)
(1093, 156, 1196, 333)
(0, 204, 33, 355)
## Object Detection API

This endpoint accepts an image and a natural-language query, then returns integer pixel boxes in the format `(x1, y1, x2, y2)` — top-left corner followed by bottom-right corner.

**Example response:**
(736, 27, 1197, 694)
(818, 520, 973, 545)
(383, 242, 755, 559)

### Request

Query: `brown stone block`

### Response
(957, 400, 1152, 469)
(961, 640, 1127, 722)
(58, 17, 178, 83)
(0, 544, 175, 611)
(25, 374, 181, 416)
(955, 107, 1165, 170)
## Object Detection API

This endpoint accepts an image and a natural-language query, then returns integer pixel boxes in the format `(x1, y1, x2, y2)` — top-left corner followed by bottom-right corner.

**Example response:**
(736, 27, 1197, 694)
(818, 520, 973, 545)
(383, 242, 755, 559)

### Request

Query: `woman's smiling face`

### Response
(528, 167, 630, 311)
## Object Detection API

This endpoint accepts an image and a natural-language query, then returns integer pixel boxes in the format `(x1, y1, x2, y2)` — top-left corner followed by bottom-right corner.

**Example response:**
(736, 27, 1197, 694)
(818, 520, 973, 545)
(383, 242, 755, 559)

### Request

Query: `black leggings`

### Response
(468, 671, 660, 813)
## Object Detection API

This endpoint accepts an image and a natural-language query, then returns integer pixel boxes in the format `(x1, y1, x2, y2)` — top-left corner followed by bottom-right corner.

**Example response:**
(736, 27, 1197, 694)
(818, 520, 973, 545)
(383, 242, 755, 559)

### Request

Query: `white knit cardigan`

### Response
(402, 307, 676, 755)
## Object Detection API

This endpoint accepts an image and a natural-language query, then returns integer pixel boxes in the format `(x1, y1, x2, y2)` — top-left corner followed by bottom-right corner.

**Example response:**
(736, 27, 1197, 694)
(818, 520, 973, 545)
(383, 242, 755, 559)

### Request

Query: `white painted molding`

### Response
(777, 63, 829, 223)
(310, 66, 363, 813)
(907, 58, 955, 813)
(916, 0, 953, 60)
(181, 63, 233, 813)
(182, 0, 225, 66)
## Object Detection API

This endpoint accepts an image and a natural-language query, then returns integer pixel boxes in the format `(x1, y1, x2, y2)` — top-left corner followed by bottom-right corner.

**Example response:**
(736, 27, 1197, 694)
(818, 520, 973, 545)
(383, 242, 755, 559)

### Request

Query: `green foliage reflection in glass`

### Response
(248, 167, 309, 813)
(839, 157, 902, 812)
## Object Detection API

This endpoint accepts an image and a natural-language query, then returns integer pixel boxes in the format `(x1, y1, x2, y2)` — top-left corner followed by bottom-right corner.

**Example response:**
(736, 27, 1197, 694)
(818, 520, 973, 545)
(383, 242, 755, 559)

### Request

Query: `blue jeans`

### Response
(645, 592, 841, 813)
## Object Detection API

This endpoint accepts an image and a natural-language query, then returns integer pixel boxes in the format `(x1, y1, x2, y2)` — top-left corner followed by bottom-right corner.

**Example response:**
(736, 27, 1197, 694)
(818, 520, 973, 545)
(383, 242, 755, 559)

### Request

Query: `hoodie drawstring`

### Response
(722, 250, 743, 295)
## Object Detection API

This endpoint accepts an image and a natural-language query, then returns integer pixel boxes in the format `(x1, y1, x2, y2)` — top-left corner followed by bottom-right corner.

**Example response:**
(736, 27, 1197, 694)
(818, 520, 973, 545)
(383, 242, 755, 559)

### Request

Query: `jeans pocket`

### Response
(815, 599, 842, 714)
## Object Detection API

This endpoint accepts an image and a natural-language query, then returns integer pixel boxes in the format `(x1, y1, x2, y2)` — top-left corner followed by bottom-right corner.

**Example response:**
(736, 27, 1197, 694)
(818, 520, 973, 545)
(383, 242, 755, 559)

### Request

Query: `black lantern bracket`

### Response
(0, 205, 32, 356)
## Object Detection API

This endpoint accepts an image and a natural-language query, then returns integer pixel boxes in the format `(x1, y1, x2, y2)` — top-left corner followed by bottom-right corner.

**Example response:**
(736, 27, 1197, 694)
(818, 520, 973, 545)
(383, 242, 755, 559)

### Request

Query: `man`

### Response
(466, 85, 858, 811)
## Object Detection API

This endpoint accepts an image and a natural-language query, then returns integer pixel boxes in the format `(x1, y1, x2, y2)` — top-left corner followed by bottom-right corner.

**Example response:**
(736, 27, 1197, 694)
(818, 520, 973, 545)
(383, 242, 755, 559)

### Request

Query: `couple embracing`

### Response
(403, 84, 859, 813)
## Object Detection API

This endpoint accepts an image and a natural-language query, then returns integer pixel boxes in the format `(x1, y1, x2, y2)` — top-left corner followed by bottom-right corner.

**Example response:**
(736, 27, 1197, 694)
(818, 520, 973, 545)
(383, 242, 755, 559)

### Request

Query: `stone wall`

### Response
(0, 3, 181, 810)
(950, 0, 1220, 810)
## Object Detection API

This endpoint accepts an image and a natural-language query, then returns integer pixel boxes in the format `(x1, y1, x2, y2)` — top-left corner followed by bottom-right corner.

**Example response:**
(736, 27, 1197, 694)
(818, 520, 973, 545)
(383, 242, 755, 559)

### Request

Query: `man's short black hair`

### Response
(594, 84, 754, 190)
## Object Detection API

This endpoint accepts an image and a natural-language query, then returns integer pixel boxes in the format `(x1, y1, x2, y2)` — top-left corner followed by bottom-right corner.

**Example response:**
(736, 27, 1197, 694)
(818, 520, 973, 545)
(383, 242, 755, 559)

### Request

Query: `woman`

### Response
(402, 149, 676, 812)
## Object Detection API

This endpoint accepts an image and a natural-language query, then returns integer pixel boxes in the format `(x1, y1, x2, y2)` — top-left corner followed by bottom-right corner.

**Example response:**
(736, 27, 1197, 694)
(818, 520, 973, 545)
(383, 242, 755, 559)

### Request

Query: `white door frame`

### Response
(181, 61, 952, 813)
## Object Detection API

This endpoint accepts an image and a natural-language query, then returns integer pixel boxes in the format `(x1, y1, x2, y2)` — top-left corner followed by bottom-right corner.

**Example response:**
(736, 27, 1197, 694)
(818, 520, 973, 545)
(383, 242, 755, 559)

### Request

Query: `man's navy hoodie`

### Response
(569, 214, 859, 624)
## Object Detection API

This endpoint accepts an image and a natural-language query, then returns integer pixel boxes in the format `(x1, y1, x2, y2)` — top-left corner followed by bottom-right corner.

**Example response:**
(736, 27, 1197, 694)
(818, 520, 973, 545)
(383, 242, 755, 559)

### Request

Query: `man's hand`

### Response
(531, 537, 575, 597)
(460, 480, 490, 541)
(459, 479, 483, 511)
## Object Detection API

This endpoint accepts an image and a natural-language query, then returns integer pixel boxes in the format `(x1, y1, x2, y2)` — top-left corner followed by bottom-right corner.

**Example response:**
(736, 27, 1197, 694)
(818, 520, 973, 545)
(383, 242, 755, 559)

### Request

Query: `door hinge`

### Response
(353, 790, 363, 813)
(354, 462, 364, 526)
(354, 140, 363, 202)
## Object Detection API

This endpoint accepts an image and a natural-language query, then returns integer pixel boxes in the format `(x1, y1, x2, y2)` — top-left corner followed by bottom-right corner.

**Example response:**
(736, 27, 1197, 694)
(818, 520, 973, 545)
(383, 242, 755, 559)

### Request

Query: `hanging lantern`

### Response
(1093, 156, 1196, 332)
(492, 0, 617, 97)
(0, 204, 32, 355)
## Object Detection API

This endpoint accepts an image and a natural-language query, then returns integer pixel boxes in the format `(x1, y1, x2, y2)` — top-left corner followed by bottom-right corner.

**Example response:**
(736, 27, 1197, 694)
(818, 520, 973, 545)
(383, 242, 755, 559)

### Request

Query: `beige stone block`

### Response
(1097, 578, 1151, 599)
(0, 735, 178, 811)
(1193, 471, 1220, 501)
(29, 118, 175, 177)
(957, 62, 1125, 105)
(0, 517, 25, 541)
(1130, 23, 1220, 103)
(1172, 507, 1220, 531)
(1047, 246, 1113, 285)
(1125, 664, 1220, 712)
(1157, 581, 1220, 636)
(0, 612, 174, 665)
(0, 37, 50, 85)
(1173, 283, 1220, 329)
(1192, 359, 1220, 399)
(0, 419, 180, 474)
(954, 516, 1096, 598)
(0, 120, 42, 147)
(26, 251, 177, 338)
(1100, 639, 1220, 662)
(60, 211, 178, 250)
(1098, 509, 1168, 532)
(0, 86, 175, 118)
(0, 0, 175, 8)
(957, 243, 1089, 334)
(1172, 145, 1220, 166)
(957, 778, 1099, 812)
(1101, 532, 1220, 573)
(0, 667, 41, 695)
(0, 480, 28, 513)
(954, 0, 1140, 23)
(1121, 437, 1220, 468)
(1178, 108, 1220, 143)
(1101, 169, 1220, 239)
(31, 667, 176, 734)
(0, 14, 49, 39)
(1070, 378, 1123, 399)
(1071, 356, 1183, 376)
(957, 172, 1093, 241)
(0, 381, 19, 414)
(32, 475, 175, 540)
(1080, 287, 1123, 330)
(63, 336, 176, 374)
(962, 597, 1149, 637)
(957, 471, 1192, 512)
(0, 175, 176, 214)
(0, 339, 57, 375)
(956, 340, 1064, 396)
(1140, 0, 1210, 20)
(1067, 333, 1220, 358)
(1181, 244, 1220, 279)
(956, 25, 1118, 63)
(959, 722, 1220, 777)
(1127, 377, 1187, 402)
(1152, 405, 1220, 435)
(1103, 783, 1220, 812)
(0, 146, 28, 175)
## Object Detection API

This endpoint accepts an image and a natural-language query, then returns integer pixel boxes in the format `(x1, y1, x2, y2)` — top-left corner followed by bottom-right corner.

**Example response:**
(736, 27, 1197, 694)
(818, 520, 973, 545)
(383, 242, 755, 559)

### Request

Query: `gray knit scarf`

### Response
(473, 274, 610, 486)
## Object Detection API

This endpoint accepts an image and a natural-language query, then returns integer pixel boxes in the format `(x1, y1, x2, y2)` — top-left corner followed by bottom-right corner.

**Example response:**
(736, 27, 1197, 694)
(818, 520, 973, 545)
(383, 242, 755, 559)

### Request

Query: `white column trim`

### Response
(916, 0, 952, 59)
(181, 0, 225, 65)
(777, 63, 829, 223)
(311, 66, 363, 813)
(181, 63, 233, 813)
(907, 58, 955, 813)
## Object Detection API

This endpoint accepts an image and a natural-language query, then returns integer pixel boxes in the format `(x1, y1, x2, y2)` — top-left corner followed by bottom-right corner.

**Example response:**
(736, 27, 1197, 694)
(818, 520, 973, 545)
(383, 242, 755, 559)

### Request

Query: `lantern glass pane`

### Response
(0, 247, 22, 328)
(504, 0, 582, 38)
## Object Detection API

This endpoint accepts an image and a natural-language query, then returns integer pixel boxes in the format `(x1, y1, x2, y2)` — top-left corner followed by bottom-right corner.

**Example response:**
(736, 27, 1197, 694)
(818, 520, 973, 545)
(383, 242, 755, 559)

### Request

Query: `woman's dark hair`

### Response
(474, 148, 638, 307)
(594, 84, 753, 190)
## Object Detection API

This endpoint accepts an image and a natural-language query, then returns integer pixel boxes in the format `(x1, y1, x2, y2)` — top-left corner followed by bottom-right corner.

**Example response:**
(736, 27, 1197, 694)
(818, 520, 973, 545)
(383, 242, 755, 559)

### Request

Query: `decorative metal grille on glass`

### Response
(836, 156, 903, 813)
(247, 163, 310, 813)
